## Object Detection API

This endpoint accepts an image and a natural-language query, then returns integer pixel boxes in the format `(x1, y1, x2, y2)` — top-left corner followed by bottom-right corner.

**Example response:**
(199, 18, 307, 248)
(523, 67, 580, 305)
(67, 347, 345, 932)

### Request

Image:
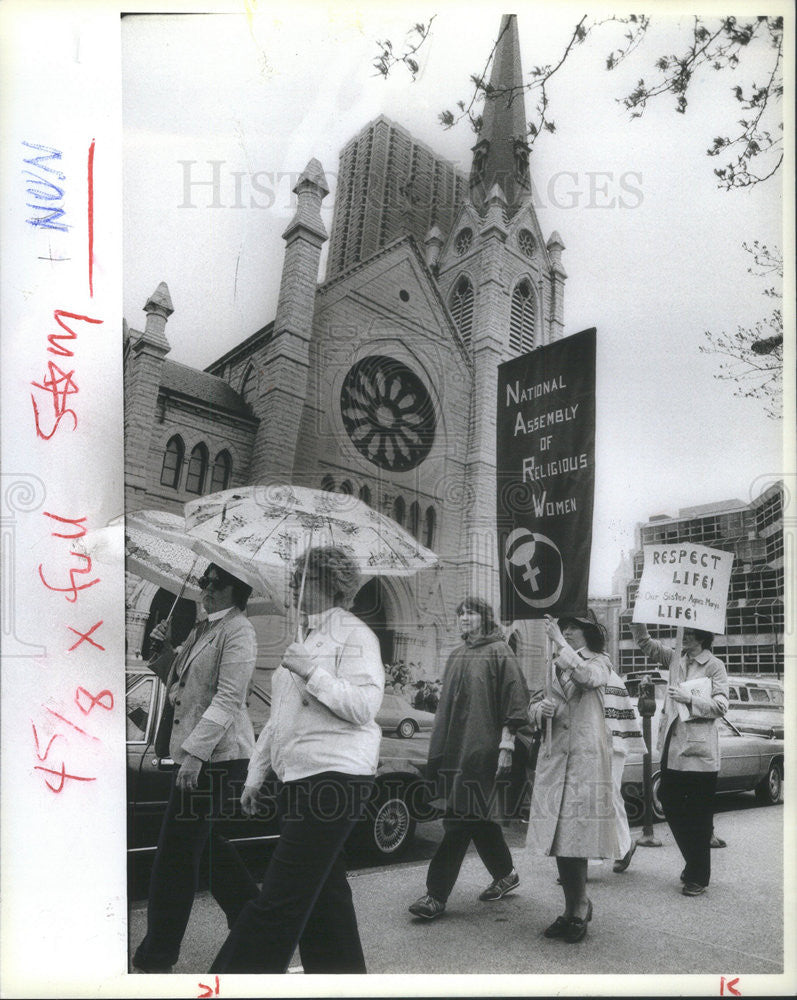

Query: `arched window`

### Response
(509, 279, 535, 354)
(338, 480, 353, 495)
(210, 450, 232, 493)
(424, 506, 436, 549)
(359, 484, 372, 507)
(160, 435, 184, 489)
(449, 275, 474, 349)
(409, 501, 421, 539)
(321, 475, 335, 492)
(393, 495, 406, 526)
(185, 443, 209, 495)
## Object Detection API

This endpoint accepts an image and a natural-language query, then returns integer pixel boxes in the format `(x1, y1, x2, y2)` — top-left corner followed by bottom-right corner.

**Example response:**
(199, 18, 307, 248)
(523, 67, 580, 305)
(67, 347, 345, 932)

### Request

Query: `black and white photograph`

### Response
(0, 1, 794, 996)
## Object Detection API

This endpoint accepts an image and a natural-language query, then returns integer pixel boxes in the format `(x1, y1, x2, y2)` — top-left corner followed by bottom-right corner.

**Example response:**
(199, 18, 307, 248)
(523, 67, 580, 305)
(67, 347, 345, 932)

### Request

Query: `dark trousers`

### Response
(210, 771, 374, 974)
(426, 815, 513, 902)
(659, 767, 718, 887)
(133, 758, 259, 972)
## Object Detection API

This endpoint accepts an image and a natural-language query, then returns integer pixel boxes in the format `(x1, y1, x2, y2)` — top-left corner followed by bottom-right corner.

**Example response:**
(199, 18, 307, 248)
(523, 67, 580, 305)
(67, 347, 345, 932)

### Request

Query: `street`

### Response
(129, 795, 784, 980)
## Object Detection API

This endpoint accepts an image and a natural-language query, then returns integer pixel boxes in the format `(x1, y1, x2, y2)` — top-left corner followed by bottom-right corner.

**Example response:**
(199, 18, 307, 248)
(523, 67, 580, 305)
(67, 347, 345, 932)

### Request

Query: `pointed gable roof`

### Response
(469, 14, 530, 216)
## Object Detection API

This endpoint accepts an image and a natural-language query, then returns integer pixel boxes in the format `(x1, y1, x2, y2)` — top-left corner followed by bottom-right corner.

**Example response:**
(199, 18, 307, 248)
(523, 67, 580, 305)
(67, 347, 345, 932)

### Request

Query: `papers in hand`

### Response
(675, 675, 712, 722)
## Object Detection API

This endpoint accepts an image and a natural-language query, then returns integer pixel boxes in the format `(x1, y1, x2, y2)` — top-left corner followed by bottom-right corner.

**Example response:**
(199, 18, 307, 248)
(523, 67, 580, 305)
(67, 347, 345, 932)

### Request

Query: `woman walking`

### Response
(210, 545, 384, 974)
(526, 613, 617, 943)
(408, 597, 529, 919)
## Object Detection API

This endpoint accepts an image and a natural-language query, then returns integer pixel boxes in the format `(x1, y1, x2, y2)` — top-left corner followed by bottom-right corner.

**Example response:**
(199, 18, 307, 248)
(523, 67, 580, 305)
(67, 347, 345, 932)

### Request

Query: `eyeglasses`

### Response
(199, 574, 225, 592)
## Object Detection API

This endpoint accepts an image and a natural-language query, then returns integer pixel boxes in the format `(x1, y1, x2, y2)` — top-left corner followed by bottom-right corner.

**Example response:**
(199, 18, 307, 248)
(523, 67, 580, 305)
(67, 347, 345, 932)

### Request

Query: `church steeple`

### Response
(469, 14, 530, 216)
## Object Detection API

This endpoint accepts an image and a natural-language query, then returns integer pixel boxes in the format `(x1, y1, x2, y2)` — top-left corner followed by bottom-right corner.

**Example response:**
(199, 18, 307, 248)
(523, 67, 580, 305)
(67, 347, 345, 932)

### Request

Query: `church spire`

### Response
(469, 14, 530, 216)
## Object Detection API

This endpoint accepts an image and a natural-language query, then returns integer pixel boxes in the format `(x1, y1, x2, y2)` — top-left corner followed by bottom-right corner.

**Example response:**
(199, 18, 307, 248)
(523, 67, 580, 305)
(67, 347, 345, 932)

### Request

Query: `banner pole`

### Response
(669, 626, 684, 688)
(544, 633, 553, 757)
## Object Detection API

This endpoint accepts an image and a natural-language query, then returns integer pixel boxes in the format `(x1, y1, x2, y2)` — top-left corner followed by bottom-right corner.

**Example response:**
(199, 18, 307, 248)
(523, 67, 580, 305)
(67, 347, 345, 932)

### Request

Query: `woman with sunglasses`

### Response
(210, 545, 384, 974)
(132, 563, 260, 973)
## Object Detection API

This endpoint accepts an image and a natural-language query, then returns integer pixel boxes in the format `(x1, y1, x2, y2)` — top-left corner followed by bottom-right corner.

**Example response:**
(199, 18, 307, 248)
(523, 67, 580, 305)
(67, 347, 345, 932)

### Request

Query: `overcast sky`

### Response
(122, 3, 786, 596)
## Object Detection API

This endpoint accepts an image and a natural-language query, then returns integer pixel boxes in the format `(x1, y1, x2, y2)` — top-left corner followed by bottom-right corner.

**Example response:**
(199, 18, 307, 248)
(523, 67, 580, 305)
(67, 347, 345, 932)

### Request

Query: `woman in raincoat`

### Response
(408, 597, 529, 919)
(526, 613, 617, 943)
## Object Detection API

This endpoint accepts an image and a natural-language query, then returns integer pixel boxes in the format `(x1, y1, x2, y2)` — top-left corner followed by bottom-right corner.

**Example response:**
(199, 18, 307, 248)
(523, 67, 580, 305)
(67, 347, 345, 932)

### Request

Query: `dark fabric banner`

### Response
(496, 328, 596, 620)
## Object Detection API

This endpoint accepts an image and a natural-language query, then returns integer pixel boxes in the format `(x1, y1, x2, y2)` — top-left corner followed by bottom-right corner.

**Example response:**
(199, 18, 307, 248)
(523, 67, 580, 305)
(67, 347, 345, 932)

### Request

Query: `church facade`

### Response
(124, 15, 567, 686)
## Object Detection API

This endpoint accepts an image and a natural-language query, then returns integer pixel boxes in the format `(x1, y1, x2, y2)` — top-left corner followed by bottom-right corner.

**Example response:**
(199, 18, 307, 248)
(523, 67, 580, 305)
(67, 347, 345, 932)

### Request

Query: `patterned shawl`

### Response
(605, 668, 648, 755)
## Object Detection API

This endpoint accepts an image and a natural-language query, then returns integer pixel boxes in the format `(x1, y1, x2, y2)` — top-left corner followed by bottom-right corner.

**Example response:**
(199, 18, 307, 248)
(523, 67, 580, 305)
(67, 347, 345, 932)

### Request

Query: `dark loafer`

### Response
(563, 900, 593, 944)
(543, 915, 571, 939)
(613, 841, 637, 873)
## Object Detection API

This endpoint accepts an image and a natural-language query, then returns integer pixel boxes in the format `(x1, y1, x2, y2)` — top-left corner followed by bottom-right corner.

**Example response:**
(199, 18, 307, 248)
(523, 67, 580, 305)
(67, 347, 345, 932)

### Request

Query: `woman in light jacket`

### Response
(526, 613, 617, 944)
(210, 545, 384, 974)
(630, 622, 729, 896)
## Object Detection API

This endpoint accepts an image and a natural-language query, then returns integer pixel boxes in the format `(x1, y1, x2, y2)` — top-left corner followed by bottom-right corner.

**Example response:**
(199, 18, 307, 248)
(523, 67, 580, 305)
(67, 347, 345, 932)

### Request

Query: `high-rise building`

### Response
(617, 482, 785, 676)
(326, 116, 469, 280)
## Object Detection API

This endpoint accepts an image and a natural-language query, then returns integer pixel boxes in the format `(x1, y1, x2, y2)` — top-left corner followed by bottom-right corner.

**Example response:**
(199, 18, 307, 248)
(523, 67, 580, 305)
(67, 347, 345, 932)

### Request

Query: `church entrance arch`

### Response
(351, 578, 392, 664)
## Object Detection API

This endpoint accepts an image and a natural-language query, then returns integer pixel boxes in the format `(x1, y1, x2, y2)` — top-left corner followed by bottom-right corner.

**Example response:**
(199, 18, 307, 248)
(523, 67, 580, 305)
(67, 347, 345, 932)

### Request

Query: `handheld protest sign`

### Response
(632, 542, 734, 634)
(633, 542, 733, 744)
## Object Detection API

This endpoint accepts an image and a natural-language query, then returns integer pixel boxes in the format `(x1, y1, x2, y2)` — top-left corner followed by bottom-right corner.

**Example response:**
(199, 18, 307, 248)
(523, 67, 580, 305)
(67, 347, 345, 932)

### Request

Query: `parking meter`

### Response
(637, 675, 661, 846)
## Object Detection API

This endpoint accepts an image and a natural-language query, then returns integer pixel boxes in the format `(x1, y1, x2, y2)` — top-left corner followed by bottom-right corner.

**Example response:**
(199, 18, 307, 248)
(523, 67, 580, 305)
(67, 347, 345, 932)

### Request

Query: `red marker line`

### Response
(45, 706, 100, 741)
(87, 139, 95, 297)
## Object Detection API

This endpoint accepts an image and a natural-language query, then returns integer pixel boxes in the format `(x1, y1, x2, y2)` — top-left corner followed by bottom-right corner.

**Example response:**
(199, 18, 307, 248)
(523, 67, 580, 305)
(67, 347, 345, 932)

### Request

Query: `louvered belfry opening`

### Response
(509, 279, 535, 354)
(449, 274, 474, 349)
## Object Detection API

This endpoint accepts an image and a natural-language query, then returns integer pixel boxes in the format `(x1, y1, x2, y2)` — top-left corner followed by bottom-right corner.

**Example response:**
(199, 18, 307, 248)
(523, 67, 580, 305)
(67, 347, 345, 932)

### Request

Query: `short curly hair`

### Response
(293, 545, 362, 608)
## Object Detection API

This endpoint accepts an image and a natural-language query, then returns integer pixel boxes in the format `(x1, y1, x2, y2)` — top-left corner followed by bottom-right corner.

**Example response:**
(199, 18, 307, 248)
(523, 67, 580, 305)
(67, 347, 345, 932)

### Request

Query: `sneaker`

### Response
(408, 893, 446, 919)
(479, 868, 520, 901)
(682, 882, 707, 897)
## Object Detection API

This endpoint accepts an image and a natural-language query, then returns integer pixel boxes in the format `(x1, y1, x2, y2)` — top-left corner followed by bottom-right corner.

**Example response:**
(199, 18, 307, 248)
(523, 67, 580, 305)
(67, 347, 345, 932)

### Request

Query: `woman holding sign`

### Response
(526, 613, 617, 944)
(630, 623, 729, 896)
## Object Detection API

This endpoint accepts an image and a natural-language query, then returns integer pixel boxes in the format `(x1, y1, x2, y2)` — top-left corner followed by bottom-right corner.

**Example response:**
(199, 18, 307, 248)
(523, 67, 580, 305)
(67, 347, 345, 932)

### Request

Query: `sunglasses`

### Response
(199, 574, 225, 592)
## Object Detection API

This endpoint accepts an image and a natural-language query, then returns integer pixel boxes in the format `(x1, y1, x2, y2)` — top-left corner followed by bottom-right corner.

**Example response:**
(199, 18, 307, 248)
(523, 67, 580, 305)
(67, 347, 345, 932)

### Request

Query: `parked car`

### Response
(622, 671, 784, 740)
(126, 668, 435, 879)
(376, 692, 436, 739)
(725, 705, 784, 740)
(621, 716, 784, 823)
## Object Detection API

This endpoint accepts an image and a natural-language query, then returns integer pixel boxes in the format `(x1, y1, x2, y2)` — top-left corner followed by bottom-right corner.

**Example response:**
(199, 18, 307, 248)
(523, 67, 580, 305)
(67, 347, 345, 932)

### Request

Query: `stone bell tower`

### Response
(435, 14, 567, 610)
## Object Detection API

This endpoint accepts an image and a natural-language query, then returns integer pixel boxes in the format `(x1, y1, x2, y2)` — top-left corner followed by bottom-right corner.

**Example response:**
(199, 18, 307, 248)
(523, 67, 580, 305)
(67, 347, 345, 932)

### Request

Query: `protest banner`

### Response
(496, 327, 596, 620)
(632, 542, 734, 634)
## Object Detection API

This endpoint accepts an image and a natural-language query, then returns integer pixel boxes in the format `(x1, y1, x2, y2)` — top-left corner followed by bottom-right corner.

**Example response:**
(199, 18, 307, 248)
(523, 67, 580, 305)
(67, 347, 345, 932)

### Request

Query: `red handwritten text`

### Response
(197, 976, 220, 998)
(30, 310, 103, 438)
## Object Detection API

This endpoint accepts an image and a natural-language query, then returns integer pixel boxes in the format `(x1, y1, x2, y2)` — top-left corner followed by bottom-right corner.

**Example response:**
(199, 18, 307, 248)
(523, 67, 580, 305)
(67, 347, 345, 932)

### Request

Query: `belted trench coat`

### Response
(525, 644, 618, 859)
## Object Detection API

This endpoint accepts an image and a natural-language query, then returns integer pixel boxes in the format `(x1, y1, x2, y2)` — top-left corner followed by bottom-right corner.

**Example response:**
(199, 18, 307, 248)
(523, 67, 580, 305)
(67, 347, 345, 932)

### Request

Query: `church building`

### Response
(124, 15, 567, 684)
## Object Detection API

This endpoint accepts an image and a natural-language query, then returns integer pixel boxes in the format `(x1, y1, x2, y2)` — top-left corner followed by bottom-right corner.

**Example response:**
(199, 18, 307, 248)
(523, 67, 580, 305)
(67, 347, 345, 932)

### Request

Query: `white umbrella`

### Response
(183, 484, 438, 577)
(184, 485, 438, 641)
(77, 510, 285, 617)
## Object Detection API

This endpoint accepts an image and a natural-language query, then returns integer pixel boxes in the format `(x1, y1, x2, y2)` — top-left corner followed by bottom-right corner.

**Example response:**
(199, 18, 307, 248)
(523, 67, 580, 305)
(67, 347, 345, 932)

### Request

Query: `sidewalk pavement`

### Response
(129, 804, 784, 979)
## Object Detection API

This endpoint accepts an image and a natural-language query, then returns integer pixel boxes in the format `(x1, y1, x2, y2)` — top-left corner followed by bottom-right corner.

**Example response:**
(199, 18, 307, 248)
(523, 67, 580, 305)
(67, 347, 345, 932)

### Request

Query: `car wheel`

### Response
(650, 771, 666, 822)
(754, 761, 783, 805)
(359, 787, 417, 860)
(397, 718, 417, 739)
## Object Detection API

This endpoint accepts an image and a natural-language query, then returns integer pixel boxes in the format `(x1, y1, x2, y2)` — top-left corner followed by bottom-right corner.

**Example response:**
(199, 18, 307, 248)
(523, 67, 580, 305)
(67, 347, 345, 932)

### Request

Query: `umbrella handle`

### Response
(294, 528, 314, 643)
(161, 554, 201, 629)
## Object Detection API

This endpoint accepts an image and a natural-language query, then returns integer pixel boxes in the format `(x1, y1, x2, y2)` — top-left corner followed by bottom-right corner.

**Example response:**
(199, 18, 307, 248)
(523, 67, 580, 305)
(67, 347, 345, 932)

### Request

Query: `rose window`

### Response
(340, 356, 436, 471)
